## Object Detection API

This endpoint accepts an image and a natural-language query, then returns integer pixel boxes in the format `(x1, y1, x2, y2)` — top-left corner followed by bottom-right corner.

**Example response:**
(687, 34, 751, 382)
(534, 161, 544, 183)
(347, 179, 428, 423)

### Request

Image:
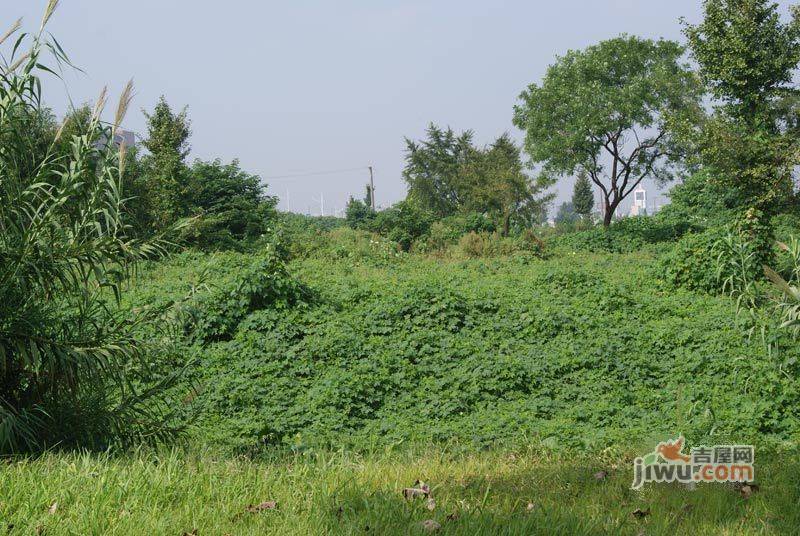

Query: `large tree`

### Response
(141, 97, 191, 230)
(403, 124, 475, 217)
(513, 36, 702, 226)
(683, 0, 800, 218)
(459, 134, 552, 235)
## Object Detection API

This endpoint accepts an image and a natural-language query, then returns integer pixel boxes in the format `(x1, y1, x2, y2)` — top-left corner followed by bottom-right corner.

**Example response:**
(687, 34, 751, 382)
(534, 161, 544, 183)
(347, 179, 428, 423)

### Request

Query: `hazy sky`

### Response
(8, 1, 790, 216)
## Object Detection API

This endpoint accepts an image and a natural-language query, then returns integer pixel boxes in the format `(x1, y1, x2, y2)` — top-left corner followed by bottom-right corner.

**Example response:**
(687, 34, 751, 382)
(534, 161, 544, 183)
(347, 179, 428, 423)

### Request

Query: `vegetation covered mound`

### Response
(127, 243, 800, 453)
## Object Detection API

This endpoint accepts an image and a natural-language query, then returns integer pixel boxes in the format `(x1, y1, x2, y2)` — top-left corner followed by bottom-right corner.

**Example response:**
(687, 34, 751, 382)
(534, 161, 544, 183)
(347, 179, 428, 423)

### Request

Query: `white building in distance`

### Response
(629, 185, 647, 216)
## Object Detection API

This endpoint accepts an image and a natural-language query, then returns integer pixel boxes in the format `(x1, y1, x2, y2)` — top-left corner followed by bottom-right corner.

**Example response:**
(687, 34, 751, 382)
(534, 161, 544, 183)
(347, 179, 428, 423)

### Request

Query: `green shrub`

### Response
(412, 212, 497, 253)
(660, 222, 767, 295)
(661, 228, 726, 292)
(458, 231, 490, 258)
(289, 227, 403, 265)
(180, 159, 278, 251)
(366, 200, 435, 251)
(454, 231, 544, 259)
(549, 216, 699, 253)
(183, 249, 310, 344)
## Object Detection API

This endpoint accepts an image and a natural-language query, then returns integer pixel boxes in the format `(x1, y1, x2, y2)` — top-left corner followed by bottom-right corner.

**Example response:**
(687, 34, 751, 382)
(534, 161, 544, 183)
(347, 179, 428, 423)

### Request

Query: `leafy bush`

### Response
(412, 212, 496, 253)
(366, 200, 435, 251)
(661, 228, 727, 292)
(180, 159, 278, 250)
(345, 197, 374, 229)
(657, 170, 739, 228)
(284, 227, 403, 266)
(183, 249, 310, 344)
(661, 220, 770, 296)
(549, 216, 698, 253)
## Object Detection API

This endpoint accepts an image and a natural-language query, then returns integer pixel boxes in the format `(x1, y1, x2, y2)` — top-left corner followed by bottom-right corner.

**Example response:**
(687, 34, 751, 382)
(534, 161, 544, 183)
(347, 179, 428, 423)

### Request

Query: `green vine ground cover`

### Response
(125, 247, 800, 453)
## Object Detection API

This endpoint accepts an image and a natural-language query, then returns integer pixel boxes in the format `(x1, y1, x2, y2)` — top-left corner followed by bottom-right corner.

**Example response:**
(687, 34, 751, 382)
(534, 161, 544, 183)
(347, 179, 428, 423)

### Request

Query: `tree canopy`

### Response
(513, 35, 702, 226)
(140, 97, 192, 231)
(403, 125, 551, 234)
(403, 124, 474, 218)
(682, 0, 800, 219)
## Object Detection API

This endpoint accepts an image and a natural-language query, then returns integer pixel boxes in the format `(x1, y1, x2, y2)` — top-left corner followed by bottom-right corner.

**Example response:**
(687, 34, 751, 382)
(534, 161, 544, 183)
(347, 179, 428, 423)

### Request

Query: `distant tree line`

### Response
(25, 97, 278, 251)
(349, 0, 800, 256)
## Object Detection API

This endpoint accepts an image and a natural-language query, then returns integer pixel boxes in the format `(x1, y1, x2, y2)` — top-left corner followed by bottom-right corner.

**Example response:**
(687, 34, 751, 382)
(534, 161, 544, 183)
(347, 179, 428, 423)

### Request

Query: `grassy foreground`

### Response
(1, 448, 797, 535)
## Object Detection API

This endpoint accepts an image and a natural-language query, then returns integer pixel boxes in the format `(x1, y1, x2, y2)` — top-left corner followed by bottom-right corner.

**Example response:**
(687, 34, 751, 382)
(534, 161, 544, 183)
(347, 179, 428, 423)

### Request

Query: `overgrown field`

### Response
(123, 236, 800, 453)
(2, 448, 799, 535)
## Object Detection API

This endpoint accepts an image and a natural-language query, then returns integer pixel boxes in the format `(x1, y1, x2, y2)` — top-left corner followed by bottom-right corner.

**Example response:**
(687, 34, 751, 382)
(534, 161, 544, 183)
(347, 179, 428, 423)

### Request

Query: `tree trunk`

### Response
(502, 213, 510, 237)
(603, 202, 614, 227)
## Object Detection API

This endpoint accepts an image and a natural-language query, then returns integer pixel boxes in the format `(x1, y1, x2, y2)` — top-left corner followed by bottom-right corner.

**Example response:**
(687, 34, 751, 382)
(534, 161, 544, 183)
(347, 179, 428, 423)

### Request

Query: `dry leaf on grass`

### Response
(232, 500, 278, 521)
(631, 508, 650, 519)
(526, 502, 536, 513)
(593, 470, 608, 481)
(245, 500, 277, 513)
(402, 480, 431, 499)
(738, 484, 760, 499)
(420, 519, 441, 532)
(47, 502, 58, 515)
(426, 497, 436, 511)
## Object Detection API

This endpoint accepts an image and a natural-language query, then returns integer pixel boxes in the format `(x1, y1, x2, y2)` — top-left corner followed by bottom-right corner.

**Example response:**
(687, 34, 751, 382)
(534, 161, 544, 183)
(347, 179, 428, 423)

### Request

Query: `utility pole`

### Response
(368, 166, 376, 211)
(285, 188, 290, 212)
(320, 193, 325, 217)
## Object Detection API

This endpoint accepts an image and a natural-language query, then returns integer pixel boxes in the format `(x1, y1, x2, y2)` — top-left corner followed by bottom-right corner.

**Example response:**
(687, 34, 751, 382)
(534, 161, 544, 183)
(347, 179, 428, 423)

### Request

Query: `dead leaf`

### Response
(245, 501, 277, 513)
(594, 470, 608, 481)
(47, 502, 58, 515)
(402, 481, 431, 499)
(526, 502, 536, 513)
(426, 497, 436, 511)
(631, 508, 650, 519)
(420, 519, 441, 532)
(739, 484, 760, 499)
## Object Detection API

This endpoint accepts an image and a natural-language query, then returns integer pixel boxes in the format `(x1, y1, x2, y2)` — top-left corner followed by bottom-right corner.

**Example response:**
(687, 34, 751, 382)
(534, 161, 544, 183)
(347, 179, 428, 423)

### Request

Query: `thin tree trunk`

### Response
(603, 201, 614, 227)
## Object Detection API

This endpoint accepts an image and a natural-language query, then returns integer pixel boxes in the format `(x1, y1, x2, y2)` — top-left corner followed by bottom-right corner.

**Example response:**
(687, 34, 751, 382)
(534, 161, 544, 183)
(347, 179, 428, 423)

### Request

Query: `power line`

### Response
(264, 166, 369, 181)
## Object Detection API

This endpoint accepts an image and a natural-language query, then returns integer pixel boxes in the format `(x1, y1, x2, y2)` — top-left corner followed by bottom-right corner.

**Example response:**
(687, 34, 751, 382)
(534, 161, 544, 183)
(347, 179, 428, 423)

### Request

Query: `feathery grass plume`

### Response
(91, 86, 108, 125)
(0, 18, 22, 47)
(764, 266, 798, 299)
(113, 79, 134, 134)
(54, 118, 67, 142)
(118, 141, 128, 178)
(7, 51, 31, 73)
(40, 0, 60, 34)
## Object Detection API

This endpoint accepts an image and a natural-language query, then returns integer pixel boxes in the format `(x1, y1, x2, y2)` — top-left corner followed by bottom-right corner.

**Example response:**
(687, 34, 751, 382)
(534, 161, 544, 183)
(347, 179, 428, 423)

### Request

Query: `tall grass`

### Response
(0, 4, 182, 453)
